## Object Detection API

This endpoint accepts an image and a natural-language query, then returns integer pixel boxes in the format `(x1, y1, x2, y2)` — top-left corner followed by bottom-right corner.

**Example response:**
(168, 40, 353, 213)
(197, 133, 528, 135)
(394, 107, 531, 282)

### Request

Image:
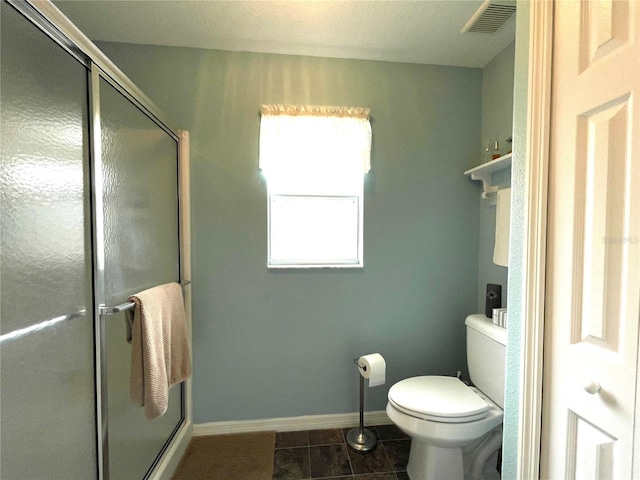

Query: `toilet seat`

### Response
(388, 376, 490, 423)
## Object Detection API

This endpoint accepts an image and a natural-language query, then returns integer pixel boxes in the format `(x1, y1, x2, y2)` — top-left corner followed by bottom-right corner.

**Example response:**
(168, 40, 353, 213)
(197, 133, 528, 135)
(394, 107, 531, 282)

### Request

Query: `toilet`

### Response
(386, 314, 507, 480)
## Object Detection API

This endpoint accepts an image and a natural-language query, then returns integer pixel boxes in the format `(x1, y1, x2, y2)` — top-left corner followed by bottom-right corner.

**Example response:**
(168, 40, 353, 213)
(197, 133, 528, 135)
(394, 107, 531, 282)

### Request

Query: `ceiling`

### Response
(53, 1, 517, 69)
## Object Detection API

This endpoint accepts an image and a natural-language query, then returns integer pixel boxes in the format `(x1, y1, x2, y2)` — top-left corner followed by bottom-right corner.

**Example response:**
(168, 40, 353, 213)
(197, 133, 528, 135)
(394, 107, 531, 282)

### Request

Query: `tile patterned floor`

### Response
(273, 424, 411, 480)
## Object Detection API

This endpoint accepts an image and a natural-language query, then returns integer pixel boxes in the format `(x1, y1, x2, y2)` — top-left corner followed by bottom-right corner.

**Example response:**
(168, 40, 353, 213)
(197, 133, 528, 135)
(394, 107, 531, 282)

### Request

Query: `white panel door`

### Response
(541, 1, 640, 479)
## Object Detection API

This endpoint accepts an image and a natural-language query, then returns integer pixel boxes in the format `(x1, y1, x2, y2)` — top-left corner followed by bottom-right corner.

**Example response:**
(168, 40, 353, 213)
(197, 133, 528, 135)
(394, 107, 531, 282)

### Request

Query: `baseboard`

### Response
(193, 411, 392, 436)
(150, 420, 193, 480)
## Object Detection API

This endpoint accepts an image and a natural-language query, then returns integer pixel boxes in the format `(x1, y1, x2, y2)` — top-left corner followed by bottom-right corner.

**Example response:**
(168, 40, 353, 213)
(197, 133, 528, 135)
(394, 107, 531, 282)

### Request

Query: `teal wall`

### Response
(502, 3, 530, 478)
(481, 42, 516, 156)
(478, 42, 515, 312)
(96, 42, 483, 423)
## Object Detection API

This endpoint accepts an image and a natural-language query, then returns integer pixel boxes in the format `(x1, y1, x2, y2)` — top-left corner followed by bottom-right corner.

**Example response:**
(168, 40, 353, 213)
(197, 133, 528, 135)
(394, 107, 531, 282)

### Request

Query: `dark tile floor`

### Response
(273, 424, 411, 480)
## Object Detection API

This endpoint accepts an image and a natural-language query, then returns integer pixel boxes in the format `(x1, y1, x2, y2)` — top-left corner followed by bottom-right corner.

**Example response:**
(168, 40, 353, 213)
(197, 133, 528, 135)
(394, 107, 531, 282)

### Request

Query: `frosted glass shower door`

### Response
(99, 78, 182, 480)
(0, 2, 97, 479)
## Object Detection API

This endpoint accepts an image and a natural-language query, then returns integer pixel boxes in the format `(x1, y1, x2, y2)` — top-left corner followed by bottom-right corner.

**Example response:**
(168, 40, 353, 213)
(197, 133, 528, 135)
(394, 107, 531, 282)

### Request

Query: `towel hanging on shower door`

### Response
(126, 282, 191, 419)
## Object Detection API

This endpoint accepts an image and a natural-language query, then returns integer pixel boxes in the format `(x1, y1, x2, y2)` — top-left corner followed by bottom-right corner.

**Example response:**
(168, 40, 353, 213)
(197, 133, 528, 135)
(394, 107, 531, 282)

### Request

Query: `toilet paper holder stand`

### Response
(346, 358, 377, 453)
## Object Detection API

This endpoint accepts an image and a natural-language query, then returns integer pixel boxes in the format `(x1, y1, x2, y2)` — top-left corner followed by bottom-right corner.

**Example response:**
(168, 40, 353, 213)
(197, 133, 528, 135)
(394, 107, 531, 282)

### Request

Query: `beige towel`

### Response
(126, 282, 191, 419)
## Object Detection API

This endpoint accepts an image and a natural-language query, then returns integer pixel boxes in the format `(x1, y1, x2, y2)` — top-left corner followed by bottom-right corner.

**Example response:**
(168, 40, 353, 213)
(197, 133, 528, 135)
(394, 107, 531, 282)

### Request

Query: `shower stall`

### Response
(0, 1, 191, 478)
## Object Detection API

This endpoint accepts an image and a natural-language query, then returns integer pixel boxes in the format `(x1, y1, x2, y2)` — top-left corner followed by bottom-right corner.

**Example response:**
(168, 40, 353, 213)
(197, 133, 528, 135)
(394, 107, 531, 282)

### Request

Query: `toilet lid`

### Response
(388, 376, 489, 422)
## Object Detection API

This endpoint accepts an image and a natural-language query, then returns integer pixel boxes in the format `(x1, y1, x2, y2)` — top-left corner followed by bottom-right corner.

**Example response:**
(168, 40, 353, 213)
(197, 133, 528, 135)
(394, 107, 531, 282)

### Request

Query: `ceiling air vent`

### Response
(461, 1, 516, 34)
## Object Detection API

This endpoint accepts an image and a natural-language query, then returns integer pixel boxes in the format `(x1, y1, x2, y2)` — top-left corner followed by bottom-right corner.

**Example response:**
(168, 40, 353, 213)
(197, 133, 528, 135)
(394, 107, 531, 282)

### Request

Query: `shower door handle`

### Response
(100, 301, 135, 316)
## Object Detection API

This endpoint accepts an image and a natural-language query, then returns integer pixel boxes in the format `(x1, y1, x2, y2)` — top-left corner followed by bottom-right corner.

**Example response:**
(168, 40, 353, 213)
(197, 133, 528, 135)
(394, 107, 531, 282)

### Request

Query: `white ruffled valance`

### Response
(260, 104, 370, 119)
(259, 104, 372, 176)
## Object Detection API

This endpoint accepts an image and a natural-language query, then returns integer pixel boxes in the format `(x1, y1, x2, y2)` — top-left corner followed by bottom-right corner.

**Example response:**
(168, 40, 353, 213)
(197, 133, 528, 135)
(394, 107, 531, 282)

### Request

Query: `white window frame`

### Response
(266, 182, 364, 269)
(259, 105, 371, 269)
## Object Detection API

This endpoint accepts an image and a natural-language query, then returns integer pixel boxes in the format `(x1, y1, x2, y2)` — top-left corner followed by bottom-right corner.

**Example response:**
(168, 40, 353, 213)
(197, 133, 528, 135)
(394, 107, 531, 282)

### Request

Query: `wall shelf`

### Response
(464, 153, 512, 203)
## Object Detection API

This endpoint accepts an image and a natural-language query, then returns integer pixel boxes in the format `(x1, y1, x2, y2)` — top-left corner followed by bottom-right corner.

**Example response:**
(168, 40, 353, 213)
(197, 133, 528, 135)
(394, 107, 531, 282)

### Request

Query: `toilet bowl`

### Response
(387, 377, 503, 479)
(386, 315, 506, 480)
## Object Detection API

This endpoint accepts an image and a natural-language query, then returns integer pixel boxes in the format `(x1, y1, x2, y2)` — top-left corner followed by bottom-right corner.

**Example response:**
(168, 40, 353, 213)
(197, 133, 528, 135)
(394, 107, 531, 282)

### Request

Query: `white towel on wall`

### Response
(493, 188, 511, 267)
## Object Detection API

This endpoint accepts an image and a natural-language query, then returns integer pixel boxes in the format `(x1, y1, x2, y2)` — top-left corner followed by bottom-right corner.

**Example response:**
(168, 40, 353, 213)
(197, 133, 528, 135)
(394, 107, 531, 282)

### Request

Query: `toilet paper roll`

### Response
(358, 353, 386, 387)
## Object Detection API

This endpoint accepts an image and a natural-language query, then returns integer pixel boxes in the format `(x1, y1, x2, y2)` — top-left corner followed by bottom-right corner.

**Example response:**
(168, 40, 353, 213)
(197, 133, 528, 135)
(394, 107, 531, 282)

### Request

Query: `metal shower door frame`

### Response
(90, 65, 185, 480)
(5, 2, 188, 479)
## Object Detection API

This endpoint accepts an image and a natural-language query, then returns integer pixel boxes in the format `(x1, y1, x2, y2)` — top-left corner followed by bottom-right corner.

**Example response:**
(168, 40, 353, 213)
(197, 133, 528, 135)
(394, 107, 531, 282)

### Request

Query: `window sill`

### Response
(267, 262, 363, 269)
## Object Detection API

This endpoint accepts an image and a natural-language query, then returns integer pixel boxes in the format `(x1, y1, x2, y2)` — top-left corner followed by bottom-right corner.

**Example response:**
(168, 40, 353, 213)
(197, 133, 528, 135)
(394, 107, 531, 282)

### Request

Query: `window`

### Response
(259, 105, 372, 268)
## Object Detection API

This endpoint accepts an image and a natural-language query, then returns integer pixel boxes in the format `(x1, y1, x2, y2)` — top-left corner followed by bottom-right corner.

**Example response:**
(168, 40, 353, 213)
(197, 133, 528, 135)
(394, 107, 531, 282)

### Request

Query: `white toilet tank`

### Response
(465, 314, 507, 409)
